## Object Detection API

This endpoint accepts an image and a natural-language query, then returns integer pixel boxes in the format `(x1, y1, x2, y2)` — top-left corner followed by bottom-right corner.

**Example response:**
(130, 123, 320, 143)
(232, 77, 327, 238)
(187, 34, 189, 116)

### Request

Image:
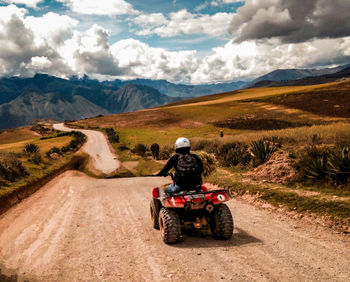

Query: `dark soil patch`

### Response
(213, 118, 310, 130)
(265, 82, 350, 118)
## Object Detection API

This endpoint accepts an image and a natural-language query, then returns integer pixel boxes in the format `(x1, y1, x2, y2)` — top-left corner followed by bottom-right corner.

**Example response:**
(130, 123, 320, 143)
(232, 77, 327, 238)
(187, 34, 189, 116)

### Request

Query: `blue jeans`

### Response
(165, 183, 182, 194)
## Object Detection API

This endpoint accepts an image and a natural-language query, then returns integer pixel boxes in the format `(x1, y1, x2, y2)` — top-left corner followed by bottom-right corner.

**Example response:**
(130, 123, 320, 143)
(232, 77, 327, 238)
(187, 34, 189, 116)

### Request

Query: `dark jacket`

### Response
(158, 149, 204, 189)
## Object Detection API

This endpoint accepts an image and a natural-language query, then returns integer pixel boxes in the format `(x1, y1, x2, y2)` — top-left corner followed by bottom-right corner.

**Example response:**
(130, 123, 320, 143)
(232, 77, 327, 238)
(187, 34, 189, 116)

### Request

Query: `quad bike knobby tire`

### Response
(150, 200, 159, 230)
(158, 208, 181, 244)
(210, 204, 233, 240)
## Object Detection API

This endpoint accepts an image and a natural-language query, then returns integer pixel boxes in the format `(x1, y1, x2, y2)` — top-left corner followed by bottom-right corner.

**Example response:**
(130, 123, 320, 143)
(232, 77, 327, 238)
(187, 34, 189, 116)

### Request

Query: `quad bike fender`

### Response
(152, 198, 162, 217)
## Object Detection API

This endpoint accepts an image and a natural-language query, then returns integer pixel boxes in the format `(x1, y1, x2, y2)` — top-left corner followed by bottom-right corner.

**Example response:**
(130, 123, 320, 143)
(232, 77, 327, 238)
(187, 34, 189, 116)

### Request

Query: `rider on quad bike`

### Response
(156, 137, 203, 194)
(152, 137, 234, 244)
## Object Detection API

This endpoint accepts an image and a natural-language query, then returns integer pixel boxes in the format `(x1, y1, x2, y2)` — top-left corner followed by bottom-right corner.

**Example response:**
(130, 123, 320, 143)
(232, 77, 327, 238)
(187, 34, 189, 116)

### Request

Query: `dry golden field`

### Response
(68, 80, 350, 227)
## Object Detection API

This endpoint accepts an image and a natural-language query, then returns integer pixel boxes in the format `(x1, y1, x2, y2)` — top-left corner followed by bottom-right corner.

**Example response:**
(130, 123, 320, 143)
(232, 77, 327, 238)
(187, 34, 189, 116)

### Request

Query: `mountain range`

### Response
(0, 74, 180, 129)
(102, 79, 248, 97)
(251, 65, 350, 88)
(249, 64, 350, 87)
(0, 63, 349, 129)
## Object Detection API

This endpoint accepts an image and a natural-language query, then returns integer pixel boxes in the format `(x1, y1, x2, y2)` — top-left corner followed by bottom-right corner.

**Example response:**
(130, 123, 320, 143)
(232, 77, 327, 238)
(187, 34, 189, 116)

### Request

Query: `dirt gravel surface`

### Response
(53, 123, 120, 174)
(1, 171, 350, 281)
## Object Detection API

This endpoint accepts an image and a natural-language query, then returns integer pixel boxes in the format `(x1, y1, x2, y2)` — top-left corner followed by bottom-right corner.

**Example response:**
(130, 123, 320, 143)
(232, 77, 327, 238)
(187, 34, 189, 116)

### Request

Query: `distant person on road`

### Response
(220, 130, 224, 138)
(156, 137, 204, 194)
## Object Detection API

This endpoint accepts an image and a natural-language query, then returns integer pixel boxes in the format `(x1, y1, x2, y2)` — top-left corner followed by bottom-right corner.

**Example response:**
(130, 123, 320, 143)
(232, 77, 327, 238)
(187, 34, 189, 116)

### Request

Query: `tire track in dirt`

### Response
(1, 123, 350, 281)
(0, 172, 350, 281)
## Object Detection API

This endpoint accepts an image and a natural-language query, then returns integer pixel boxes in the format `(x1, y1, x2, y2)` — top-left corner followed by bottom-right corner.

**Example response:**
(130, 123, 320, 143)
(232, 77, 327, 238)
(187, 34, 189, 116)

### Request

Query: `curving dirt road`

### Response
(53, 123, 120, 175)
(0, 126, 350, 281)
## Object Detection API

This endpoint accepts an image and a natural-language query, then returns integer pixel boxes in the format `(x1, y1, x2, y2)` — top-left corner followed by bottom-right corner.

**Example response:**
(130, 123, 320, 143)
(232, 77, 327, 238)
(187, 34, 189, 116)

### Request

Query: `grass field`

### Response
(69, 80, 349, 148)
(0, 127, 80, 198)
(66, 80, 350, 227)
(0, 127, 39, 145)
(0, 136, 72, 153)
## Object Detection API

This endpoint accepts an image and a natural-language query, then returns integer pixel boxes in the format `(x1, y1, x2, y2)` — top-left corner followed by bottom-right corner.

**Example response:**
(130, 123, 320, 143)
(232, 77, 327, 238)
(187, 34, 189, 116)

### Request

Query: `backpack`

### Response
(176, 153, 199, 179)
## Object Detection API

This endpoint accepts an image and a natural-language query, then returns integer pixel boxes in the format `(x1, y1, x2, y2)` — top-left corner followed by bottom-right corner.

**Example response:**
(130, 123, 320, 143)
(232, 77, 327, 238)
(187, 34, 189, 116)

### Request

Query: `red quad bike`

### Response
(150, 173, 234, 244)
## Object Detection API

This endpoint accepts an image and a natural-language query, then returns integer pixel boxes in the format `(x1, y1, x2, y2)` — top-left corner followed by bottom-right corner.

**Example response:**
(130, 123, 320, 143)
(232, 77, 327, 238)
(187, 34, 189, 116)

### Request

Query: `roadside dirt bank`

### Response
(0, 154, 88, 216)
(0, 171, 350, 281)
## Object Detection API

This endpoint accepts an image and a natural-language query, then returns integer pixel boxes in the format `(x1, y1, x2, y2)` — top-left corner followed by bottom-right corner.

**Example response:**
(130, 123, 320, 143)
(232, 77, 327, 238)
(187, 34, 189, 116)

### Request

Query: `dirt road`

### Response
(1, 125, 349, 281)
(0, 171, 350, 281)
(53, 123, 120, 174)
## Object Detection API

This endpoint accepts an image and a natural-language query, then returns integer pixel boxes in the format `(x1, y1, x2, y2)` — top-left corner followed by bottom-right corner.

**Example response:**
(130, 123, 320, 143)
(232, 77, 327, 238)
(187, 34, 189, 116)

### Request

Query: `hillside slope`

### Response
(0, 74, 179, 129)
(252, 66, 350, 88)
(250, 64, 349, 85)
(0, 92, 109, 129)
(103, 78, 248, 97)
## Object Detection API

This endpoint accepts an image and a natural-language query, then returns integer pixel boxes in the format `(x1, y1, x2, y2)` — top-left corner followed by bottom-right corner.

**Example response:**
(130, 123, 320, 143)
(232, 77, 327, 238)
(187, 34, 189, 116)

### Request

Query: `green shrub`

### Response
(30, 153, 42, 165)
(132, 144, 148, 156)
(105, 128, 119, 143)
(296, 146, 329, 181)
(0, 156, 27, 182)
(46, 147, 61, 157)
(197, 151, 217, 176)
(192, 140, 220, 154)
(118, 144, 130, 151)
(302, 155, 328, 180)
(249, 139, 277, 167)
(67, 132, 86, 151)
(327, 147, 350, 184)
(311, 134, 321, 145)
(159, 145, 173, 160)
(68, 140, 79, 151)
(24, 143, 39, 155)
(30, 124, 50, 135)
(262, 136, 283, 148)
(61, 145, 71, 153)
(193, 140, 251, 167)
(223, 145, 251, 167)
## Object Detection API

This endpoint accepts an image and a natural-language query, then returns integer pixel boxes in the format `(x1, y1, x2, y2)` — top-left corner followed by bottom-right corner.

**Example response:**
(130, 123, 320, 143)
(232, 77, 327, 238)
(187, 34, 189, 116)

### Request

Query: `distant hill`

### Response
(250, 64, 350, 86)
(0, 92, 109, 129)
(251, 65, 350, 88)
(102, 78, 248, 97)
(0, 74, 179, 129)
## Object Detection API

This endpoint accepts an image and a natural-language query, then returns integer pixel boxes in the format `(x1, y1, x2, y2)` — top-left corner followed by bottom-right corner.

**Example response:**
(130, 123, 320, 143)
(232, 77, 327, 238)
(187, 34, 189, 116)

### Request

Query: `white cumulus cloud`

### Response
(191, 37, 350, 84)
(25, 12, 78, 47)
(56, 0, 138, 16)
(3, 0, 44, 8)
(228, 0, 350, 43)
(132, 9, 235, 37)
(0, 5, 75, 77)
(0, 3, 349, 84)
(110, 38, 198, 82)
(59, 24, 124, 76)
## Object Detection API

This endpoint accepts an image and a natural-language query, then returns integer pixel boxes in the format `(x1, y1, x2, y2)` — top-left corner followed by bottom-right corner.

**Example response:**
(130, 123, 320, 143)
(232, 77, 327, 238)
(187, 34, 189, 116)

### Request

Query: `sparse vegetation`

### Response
(213, 118, 309, 131)
(132, 143, 148, 157)
(249, 139, 278, 167)
(159, 145, 173, 160)
(196, 151, 216, 176)
(24, 143, 39, 155)
(105, 128, 119, 143)
(66, 80, 350, 225)
(327, 147, 350, 185)
(30, 123, 51, 136)
(46, 146, 62, 158)
(30, 153, 42, 165)
(0, 154, 27, 184)
(0, 127, 87, 198)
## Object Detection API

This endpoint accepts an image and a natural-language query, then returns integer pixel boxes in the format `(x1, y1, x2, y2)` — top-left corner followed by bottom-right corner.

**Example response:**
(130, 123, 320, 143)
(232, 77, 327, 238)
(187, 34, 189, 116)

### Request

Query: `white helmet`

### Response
(175, 137, 191, 150)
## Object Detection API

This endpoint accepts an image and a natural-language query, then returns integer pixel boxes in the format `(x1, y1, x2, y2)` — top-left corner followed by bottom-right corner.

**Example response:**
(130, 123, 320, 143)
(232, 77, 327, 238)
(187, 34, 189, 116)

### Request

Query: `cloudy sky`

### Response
(0, 0, 350, 84)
